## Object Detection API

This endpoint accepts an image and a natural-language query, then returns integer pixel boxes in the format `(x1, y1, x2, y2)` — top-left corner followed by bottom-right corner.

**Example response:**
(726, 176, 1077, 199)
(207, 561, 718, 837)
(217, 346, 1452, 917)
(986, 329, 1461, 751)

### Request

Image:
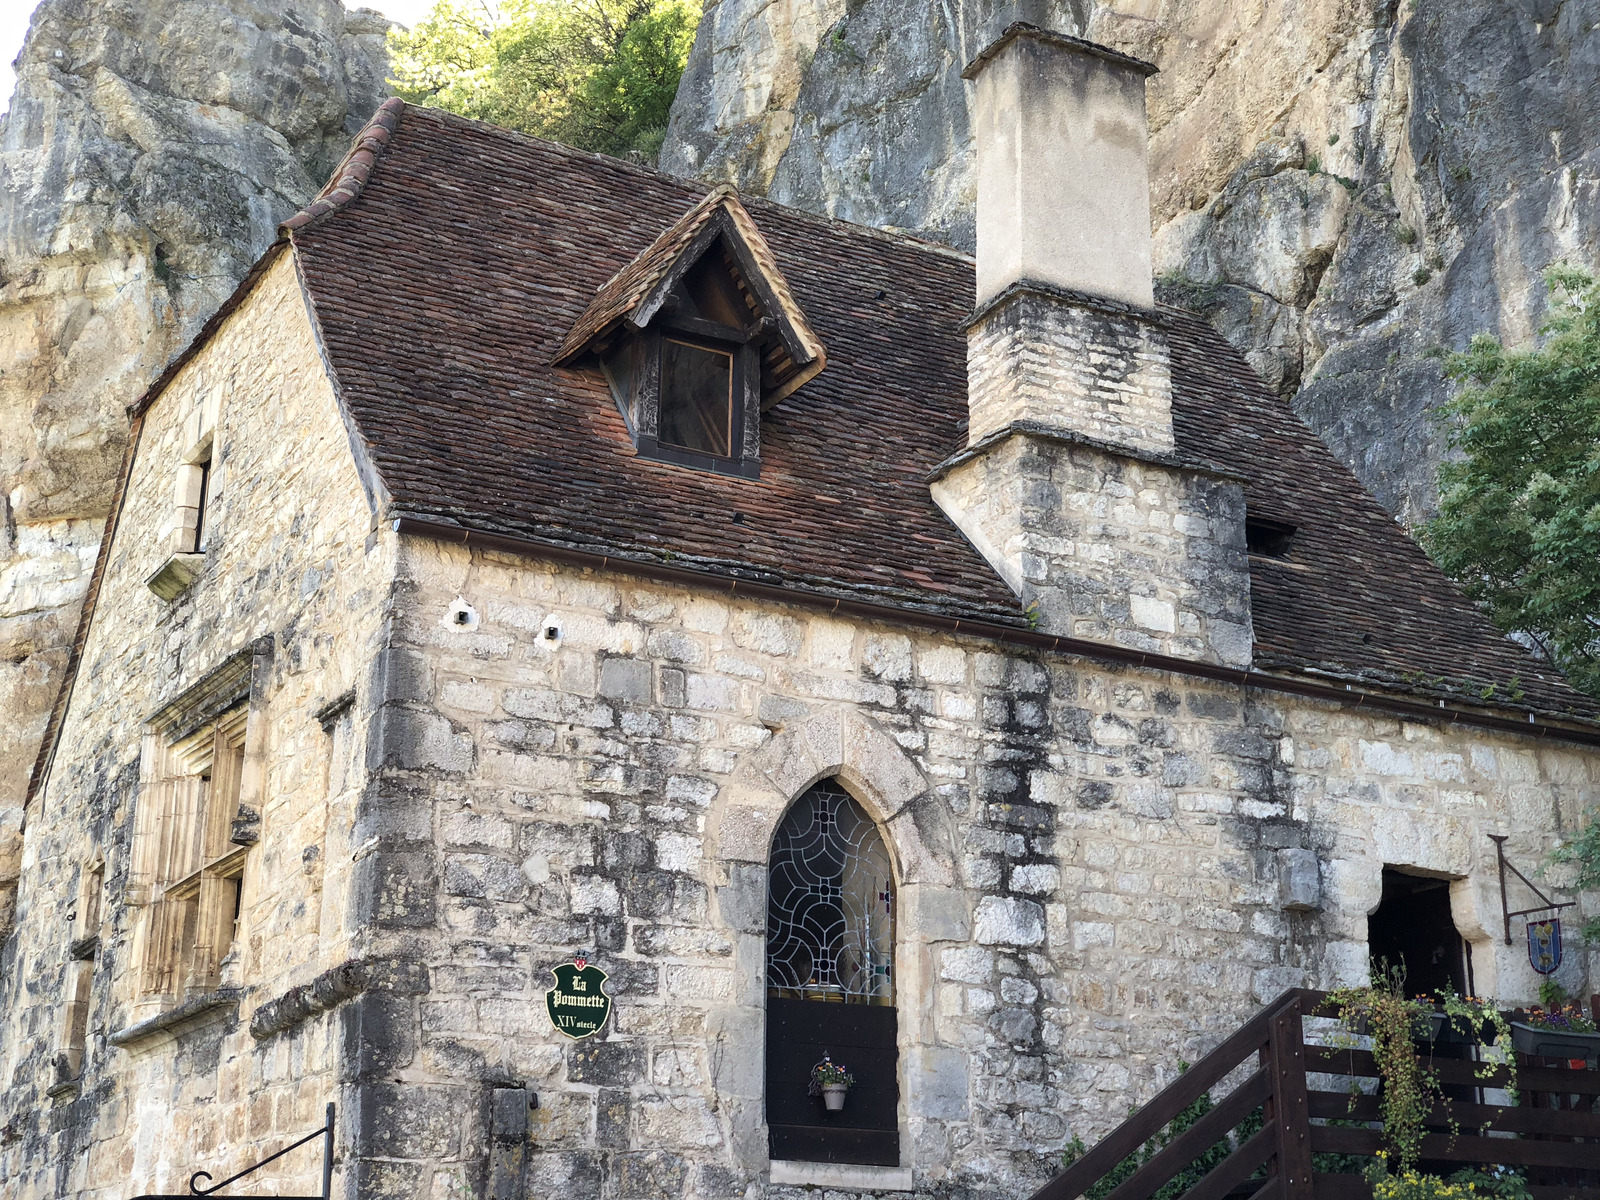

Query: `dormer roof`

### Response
(555, 184, 826, 406)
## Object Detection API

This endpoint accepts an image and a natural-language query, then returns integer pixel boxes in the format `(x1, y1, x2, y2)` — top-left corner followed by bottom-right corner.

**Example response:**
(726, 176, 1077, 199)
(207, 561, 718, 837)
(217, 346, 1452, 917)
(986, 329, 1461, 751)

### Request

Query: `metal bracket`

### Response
(1490, 834, 1576, 946)
(129, 1102, 333, 1200)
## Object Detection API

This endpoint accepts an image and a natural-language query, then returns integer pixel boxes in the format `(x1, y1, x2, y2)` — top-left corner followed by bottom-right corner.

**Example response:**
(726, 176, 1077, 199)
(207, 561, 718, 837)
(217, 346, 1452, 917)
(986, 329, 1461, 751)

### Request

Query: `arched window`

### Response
(765, 779, 900, 1166)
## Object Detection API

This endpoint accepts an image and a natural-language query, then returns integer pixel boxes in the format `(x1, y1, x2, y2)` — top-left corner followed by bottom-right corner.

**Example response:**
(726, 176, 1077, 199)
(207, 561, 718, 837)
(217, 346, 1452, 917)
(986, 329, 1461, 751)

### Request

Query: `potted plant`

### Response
(809, 1054, 855, 1112)
(1510, 1002, 1600, 1063)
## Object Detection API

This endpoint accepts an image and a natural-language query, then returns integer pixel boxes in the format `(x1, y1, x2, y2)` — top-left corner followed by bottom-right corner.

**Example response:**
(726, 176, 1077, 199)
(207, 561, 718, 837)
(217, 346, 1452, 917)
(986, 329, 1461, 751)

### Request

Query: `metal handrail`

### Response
(129, 1102, 334, 1200)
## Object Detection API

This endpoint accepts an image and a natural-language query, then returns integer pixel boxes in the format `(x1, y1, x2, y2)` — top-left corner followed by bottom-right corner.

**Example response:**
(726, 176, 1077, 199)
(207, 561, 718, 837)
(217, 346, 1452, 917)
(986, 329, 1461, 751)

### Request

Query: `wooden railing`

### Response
(1029, 989, 1600, 1200)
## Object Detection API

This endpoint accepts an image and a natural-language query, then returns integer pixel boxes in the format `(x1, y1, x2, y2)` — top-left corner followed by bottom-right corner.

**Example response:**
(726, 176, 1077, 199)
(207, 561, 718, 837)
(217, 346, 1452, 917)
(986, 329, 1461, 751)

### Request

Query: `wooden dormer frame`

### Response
(555, 187, 827, 477)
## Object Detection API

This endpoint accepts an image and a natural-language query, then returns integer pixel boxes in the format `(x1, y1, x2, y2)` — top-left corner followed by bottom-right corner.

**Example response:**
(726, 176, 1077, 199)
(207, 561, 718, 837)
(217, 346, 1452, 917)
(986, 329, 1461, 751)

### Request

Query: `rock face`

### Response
(661, 0, 1600, 523)
(0, 0, 390, 882)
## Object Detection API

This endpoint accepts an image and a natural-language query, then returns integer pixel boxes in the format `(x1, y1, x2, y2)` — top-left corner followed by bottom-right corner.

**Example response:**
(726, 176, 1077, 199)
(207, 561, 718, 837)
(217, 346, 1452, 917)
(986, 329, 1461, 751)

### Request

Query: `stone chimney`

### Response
(962, 25, 1169, 454)
(930, 24, 1253, 668)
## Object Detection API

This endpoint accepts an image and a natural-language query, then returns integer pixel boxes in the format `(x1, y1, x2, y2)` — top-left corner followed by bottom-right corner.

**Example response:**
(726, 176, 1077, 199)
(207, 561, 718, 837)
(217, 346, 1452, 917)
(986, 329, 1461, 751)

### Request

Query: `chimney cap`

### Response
(961, 22, 1158, 81)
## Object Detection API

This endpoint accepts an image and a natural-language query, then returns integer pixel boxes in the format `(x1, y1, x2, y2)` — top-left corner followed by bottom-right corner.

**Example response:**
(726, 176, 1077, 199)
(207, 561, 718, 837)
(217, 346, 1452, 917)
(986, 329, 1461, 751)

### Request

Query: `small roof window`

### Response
(1246, 515, 1298, 558)
(556, 186, 826, 479)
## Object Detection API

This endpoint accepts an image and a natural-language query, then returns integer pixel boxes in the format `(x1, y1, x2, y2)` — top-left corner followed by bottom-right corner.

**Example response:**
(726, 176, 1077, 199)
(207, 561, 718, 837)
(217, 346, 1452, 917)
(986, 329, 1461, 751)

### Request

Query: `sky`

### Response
(0, 0, 438, 119)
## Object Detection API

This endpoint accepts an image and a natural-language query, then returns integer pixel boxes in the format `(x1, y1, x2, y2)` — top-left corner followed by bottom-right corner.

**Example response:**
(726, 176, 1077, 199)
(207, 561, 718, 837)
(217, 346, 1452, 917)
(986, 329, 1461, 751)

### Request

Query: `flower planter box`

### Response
(1419, 1012, 1500, 1048)
(1510, 1021, 1600, 1064)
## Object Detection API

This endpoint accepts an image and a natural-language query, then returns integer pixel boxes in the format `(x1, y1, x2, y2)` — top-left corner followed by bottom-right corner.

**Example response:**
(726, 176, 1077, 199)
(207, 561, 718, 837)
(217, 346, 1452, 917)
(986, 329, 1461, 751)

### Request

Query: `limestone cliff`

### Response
(0, 0, 390, 899)
(661, 0, 1599, 524)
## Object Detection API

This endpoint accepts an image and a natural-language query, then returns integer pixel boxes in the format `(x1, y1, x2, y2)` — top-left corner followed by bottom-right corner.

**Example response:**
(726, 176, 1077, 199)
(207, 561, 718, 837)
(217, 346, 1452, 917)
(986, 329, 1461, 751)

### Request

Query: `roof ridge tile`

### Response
(281, 97, 407, 232)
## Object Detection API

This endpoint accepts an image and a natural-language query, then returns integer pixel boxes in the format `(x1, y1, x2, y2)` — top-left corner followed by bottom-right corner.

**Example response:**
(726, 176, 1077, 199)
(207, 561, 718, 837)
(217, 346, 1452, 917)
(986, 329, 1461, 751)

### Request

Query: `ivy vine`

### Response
(1329, 964, 1518, 1174)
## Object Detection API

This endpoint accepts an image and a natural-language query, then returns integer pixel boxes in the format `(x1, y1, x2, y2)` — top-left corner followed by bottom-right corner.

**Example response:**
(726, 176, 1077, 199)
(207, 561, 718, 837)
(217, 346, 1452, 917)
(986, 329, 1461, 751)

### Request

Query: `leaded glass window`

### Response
(766, 779, 894, 1005)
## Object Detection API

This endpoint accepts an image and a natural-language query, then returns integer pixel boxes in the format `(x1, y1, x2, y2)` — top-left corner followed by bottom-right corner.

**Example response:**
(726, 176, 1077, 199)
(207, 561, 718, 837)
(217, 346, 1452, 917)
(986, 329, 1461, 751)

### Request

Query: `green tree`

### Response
(1423, 267, 1600, 944)
(387, 0, 700, 158)
(1420, 265, 1600, 698)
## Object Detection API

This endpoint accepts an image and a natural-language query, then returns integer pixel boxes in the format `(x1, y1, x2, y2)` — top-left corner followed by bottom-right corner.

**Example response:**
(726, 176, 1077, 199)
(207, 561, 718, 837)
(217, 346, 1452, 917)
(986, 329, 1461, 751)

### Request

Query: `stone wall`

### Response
(963, 287, 1175, 454)
(351, 534, 1596, 1199)
(931, 430, 1253, 668)
(0, 251, 392, 1199)
(0, 0, 391, 925)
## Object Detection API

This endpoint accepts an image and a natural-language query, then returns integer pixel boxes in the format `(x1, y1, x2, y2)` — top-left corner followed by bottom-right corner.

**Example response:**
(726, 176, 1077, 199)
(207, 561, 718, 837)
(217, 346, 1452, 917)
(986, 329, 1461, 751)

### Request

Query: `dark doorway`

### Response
(1367, 868, 1471, 997)
(765, 779, 899, 1166)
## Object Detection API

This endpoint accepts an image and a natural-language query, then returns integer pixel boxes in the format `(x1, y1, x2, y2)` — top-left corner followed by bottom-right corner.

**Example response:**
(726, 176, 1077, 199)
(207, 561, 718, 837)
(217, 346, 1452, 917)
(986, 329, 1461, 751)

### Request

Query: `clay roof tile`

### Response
(279, 102, 1598, 724)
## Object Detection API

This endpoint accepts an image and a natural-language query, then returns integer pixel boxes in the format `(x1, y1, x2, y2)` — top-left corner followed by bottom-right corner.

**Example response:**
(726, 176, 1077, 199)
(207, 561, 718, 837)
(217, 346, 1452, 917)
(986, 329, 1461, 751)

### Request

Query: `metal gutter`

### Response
(394, 516, 1600, 750)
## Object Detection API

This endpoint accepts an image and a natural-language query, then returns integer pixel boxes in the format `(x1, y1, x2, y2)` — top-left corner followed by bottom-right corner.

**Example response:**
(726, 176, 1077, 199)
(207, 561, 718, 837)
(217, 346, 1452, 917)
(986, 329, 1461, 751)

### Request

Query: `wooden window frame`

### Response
(130, 706, 253, 1006)
(634, 325, 761, 478)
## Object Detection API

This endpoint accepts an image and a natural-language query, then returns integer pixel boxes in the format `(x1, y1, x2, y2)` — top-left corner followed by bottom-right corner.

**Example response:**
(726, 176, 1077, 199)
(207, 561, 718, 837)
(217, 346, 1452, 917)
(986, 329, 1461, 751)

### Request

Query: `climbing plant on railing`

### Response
(1329, 966, 1518, 1172)
(1435, 987, 1517, 1104)
(1329, 965, 1441, 1172)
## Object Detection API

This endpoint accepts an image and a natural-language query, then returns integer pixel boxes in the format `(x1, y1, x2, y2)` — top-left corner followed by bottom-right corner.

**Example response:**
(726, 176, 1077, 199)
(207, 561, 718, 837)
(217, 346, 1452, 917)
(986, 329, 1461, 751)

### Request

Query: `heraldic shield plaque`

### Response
(1528, 918, 1563, 975)
(546, 957, 611, 1038)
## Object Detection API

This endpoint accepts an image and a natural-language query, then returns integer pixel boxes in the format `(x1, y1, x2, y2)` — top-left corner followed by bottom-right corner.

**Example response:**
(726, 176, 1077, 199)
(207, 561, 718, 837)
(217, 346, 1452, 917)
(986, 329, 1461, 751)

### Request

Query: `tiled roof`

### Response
(287, 104, 1598, 723)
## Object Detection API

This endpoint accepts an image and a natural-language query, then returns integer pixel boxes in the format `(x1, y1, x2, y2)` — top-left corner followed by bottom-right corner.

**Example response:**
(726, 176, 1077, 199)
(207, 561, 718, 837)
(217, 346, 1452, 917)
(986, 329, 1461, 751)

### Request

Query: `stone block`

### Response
(357, 1082, 467, 1158)
(568, 874, 621, 916)
(598, 657, 653, 702)
(906, 1045, 971, 1120)
(370, 706, 474, 773)
(715, 864, 767, 933)
(1277, 848, 1321, 911)
(566, 1039, 645, 1087)
(973, 896, 1046, 946)
(615, 1150, 689, 1200)
(637, 1095, 723, 1148)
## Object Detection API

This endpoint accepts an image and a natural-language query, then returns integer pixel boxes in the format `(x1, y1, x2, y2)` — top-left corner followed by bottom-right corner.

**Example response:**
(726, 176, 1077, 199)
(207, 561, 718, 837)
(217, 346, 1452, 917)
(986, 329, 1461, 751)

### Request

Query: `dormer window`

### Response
(557, 186, 826, 479)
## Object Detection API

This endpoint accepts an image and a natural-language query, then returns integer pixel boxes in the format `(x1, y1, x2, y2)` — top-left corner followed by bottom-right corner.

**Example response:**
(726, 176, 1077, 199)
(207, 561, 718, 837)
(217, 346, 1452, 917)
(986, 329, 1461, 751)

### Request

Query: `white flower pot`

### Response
(822, 1084, 849, 1112)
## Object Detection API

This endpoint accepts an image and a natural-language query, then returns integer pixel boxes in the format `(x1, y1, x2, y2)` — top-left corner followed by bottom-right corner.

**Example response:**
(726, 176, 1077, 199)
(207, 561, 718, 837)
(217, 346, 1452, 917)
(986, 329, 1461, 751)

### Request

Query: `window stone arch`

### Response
(706, 707, 970, 1176)
(710, 707, 955, 885)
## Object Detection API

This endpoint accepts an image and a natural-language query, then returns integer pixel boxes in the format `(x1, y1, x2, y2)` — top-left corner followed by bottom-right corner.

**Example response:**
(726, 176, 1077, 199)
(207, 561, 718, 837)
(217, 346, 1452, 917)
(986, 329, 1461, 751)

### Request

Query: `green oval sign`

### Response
(545, 958, 611, 1039)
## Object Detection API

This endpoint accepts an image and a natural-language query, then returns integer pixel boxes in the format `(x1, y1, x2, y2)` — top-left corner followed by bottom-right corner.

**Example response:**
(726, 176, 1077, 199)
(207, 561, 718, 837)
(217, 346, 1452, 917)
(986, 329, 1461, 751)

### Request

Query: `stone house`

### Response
(2, 23, 1597, 1200)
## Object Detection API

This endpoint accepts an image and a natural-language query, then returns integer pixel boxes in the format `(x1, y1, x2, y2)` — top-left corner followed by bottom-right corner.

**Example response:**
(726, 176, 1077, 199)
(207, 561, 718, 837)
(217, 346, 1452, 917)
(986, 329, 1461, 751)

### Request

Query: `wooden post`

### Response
(1268, 998, 1314, 1200)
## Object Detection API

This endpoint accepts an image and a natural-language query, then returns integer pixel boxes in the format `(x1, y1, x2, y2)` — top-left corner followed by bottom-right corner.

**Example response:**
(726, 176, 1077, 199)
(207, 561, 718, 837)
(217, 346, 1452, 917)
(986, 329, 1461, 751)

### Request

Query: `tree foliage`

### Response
(1422, 267, 1600, 942)
(1420, 265, 1600, 698)
(387, 0, 700, 158)
(1550, 813, 1600, 944)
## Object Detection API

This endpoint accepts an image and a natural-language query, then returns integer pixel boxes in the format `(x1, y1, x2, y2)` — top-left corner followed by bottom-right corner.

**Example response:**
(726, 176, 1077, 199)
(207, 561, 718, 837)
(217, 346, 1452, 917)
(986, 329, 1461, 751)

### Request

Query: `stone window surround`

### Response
(120, 640, 272, 1032)
(770, 1160, 916, 1191)
(128, 705, 251, 1004)
(710, 706, 964, 1183)
(147, 397, 220, 600)
(48, 856, 106, 1094)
